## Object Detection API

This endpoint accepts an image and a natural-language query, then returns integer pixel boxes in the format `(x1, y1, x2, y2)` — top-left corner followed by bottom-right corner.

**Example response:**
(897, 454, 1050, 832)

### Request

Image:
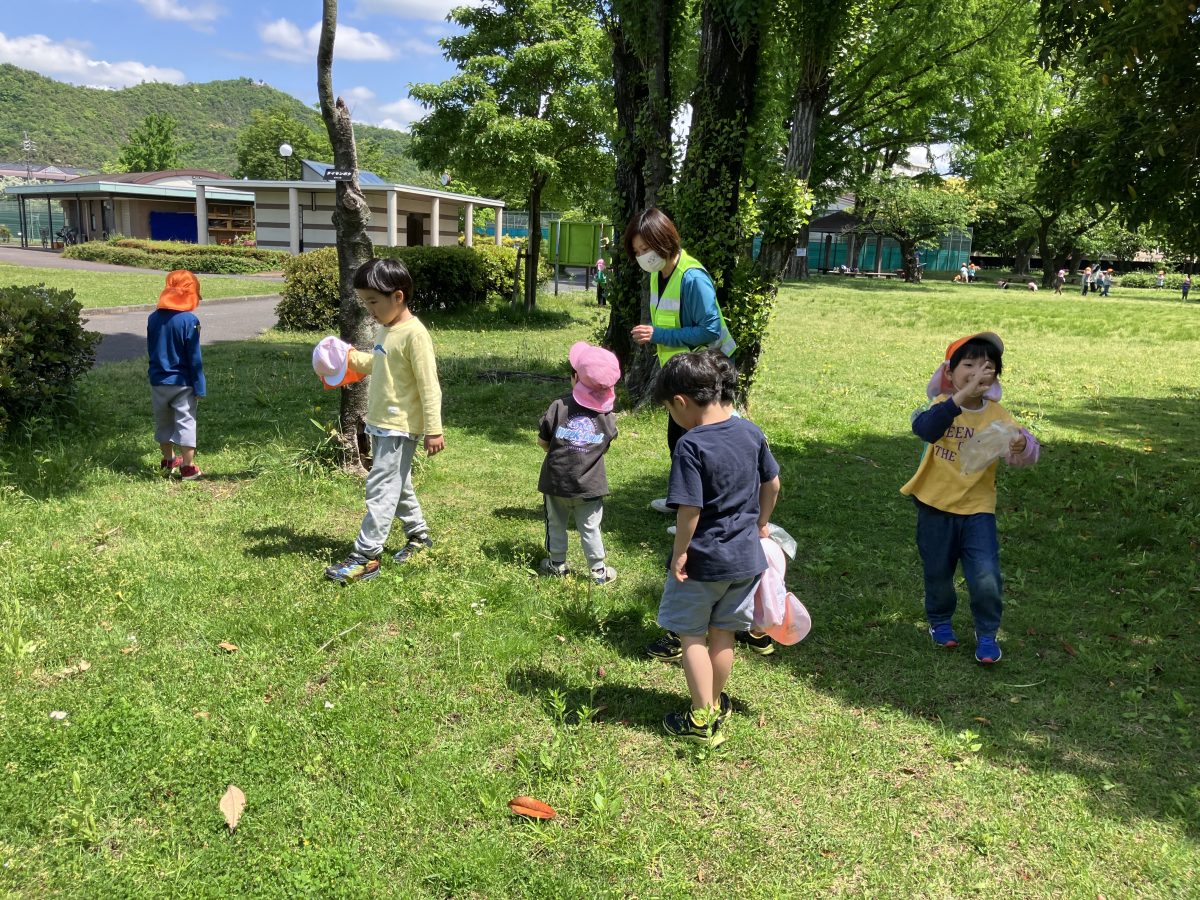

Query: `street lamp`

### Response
(278, 142, 294, 181)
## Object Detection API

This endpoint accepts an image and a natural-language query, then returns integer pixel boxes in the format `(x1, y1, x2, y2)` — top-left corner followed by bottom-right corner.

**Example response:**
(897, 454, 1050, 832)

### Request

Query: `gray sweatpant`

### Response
(354, 435, 429, 559)
(543, 494, 606, 570)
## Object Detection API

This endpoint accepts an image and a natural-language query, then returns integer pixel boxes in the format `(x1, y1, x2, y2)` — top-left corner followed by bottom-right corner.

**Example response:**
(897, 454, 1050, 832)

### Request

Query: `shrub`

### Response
(0, 284, 101, 437)
(0, 224, 11, 243)
(275, 244, 536, 332)
(63, 239, 287, 274)
(1117, 271, 1187, 290)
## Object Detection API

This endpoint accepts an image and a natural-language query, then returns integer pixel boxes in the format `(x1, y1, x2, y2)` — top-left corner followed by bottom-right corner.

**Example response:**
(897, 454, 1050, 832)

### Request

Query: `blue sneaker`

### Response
(325, 552, 381, 584)
(975, 634, 1002, 664)
(929, 623, 959, 648)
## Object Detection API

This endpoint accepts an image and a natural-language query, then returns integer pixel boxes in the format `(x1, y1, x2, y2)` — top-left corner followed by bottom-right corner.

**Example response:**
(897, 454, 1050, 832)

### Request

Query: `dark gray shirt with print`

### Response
(538, 395, 617, 498)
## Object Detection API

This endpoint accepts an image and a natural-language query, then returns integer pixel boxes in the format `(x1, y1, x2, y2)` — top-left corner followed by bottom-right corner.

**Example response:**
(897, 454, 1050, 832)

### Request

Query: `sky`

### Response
(1, 0, 479, 131)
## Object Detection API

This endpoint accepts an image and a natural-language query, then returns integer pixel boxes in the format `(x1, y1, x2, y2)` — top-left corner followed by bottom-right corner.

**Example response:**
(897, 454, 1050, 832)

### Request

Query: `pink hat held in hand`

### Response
(568, 341, 620, 413)
(312, 335, 366, 389)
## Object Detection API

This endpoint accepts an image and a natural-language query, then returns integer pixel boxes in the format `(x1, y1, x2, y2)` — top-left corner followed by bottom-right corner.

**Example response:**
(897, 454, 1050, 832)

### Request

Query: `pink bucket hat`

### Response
(568, 341, 620, 413)
(312, 336, 366, 389)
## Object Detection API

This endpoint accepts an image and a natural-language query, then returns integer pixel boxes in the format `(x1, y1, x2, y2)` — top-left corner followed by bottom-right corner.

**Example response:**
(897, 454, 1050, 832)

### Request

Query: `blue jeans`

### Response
(914, 500, 1003, 637)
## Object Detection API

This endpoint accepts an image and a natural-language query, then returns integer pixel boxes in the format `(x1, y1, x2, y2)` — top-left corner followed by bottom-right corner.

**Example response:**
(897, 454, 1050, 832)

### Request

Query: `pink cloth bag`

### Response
(752, 537, 811, 645)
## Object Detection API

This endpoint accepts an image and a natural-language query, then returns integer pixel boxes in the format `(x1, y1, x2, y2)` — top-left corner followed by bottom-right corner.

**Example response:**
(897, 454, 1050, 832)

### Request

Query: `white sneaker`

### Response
(591, 565, 617, 585)
(667, 525, 677, 536)
(650, 498, 672, 514)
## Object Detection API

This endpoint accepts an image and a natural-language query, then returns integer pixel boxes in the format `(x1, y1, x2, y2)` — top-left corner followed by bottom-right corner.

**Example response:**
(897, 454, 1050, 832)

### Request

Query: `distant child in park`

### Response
(1183, 274, 1192, 302)
(1155, 269, 1165, 289)
(901, 333, 1040, 664)
(536, 342, 620, 584)
(148, 269, 205, 480)
(654, 350, 781, 746)
(324, 257, 444, 584)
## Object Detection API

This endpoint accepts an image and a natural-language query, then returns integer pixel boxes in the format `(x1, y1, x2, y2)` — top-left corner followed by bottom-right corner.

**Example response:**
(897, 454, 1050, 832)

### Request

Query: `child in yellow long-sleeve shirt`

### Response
(325, 258, 445, 583)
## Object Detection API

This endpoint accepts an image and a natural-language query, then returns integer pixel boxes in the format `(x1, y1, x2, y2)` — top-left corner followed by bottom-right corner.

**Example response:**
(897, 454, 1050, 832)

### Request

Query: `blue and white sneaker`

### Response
(975, 634, 1002, 664)
(929, 623, 959, 648)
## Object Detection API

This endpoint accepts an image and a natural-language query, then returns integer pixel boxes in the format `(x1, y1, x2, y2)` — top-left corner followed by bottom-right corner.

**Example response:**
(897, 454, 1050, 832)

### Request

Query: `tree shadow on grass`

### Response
(756, 414, 1199, 838)
(242, 525, 347, 561)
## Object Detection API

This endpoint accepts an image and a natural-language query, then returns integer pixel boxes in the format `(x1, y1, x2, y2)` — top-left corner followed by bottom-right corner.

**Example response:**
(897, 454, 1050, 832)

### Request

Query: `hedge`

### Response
(0, 284, 101, 437)
(275, 244, 550, 332)
(64, 238, 287, 274)
(1116, 271, 1190, 290)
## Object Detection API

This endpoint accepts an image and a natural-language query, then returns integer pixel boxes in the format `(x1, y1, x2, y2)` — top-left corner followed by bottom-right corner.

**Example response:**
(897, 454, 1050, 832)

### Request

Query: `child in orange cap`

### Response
(901, 333, 1040, 664)
(537, 342, 620, 584)
(148, 270, 205, 479)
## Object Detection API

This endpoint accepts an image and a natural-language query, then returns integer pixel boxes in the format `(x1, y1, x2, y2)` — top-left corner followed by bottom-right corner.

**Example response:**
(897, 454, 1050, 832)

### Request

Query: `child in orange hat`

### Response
(148, 270, 205, 479)
(901, 333, 1040, 664)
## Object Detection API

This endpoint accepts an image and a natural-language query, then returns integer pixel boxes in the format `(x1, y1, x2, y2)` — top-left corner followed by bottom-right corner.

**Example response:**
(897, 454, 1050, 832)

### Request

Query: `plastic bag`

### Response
(766, 523, 797, 561)
(752, 539, 812, 645)
(958, 420, 1020, 475)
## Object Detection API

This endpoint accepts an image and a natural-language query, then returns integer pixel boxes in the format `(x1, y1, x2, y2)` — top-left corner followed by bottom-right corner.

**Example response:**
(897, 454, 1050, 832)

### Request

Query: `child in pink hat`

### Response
(536, 342, 620, 584)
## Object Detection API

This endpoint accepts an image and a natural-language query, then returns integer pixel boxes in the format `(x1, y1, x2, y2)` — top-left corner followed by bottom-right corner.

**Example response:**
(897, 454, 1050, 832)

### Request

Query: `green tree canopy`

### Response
(112, 113, 189, 172)
(410, 0, 613, 309)
(855, 175, 975, 281)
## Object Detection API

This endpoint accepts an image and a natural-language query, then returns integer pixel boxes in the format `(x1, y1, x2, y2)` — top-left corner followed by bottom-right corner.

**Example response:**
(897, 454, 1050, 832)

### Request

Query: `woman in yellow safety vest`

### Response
(623, 208, 736, 457)
(624, 208, 757, 663)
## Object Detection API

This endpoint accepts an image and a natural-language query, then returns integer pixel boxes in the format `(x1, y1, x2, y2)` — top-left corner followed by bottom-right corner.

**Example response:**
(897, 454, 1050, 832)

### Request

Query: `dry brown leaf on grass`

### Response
(217, 641, 239, 653)
(507, 796, 556, 820)
(55, 660, 91, 679)
(1061, 641, 1078, 657)
(220, 784, 246, 831)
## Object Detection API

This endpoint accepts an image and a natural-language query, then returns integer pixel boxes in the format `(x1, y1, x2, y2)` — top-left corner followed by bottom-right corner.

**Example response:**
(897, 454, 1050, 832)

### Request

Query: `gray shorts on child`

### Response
(151, 384, 198, 447)
(657, 574, 759, 637)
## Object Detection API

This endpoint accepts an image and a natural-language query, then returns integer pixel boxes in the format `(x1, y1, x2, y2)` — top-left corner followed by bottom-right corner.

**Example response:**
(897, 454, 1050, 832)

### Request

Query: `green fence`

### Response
(0, 196, 67, 246)
(806, 227, 973, 273)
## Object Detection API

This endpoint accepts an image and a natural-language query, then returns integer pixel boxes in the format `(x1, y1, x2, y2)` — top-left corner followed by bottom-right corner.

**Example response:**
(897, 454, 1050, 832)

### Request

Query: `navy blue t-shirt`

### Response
(667, 416, 780, 581)
(147, 309, 206, 397)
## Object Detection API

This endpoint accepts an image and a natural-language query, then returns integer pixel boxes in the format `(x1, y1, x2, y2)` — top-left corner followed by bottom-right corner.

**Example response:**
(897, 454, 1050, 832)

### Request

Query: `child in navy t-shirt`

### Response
(652, 350, 781, 747)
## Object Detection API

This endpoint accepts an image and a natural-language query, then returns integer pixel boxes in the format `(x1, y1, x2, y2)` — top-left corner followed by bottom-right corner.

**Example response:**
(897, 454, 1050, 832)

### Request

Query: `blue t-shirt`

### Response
(667, 416, 780, 581)
(147, 309, 206, 397)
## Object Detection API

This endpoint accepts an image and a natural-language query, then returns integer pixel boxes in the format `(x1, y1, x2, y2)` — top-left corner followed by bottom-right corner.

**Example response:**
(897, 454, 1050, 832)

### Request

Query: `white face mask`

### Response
(636, 250, 666, 273)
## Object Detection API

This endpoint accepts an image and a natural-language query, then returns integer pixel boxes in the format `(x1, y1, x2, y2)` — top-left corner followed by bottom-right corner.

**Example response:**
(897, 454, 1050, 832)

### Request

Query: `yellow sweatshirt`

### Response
(347, 317, 443, 436)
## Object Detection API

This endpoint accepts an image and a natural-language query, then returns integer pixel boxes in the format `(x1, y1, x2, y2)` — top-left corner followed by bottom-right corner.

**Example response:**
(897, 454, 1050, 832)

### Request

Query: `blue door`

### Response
(149, 211, 198, 242)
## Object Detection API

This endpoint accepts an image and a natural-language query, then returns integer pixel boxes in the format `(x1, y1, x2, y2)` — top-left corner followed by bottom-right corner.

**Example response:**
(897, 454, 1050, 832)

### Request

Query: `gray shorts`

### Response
(151, 384, 198, 447)
(657, 574, 759, 637)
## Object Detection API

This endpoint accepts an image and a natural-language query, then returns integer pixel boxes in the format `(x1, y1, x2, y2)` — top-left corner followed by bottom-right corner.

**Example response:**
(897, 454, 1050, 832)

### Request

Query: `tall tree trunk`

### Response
(873, 233, 884, 272)
(676, 0, 765, 397)
(318, 0, 373, 473)
(1012, 237, 1034, 276)
(524, 173, 546, 312)
(900, 240, 919, 282)
(605, 0, 675, 402)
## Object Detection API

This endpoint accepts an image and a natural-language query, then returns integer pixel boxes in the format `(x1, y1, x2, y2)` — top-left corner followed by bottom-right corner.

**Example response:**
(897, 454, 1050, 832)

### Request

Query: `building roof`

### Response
(3, 180, 252, 203)
(0, 163, 95, 181)
(809, 209, 863, 234)
(63, 169, 230, 185)
(197, 177, 505, 207)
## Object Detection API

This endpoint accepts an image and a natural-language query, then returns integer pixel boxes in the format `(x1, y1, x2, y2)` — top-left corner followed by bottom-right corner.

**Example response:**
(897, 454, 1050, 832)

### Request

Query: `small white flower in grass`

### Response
(49, 710, 68, 721)
(323, 701, 334, 710)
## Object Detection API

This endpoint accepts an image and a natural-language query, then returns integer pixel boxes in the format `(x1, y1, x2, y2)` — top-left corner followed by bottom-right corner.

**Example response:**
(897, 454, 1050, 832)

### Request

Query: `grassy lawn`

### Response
(0, 262, 278, 310)
(1, 280, 1197, 896)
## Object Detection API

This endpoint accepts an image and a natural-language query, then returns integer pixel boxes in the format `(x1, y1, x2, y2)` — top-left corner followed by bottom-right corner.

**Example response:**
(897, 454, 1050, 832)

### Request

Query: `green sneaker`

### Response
(663, 707, 725, 747)
(735, 630, 775, 656)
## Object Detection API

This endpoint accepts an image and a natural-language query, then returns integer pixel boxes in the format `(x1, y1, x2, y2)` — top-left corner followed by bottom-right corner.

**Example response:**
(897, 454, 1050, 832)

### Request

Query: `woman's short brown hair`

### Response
(622, 208, 681, 260)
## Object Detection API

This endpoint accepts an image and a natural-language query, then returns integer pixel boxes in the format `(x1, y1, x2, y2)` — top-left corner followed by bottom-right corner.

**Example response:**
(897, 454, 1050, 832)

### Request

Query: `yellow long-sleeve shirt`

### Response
(347, 317, 443, 436)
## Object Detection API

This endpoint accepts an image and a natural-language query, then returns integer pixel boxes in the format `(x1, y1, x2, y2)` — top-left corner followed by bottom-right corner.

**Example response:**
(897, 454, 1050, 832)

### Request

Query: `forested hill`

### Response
(0, 64, 420, 179)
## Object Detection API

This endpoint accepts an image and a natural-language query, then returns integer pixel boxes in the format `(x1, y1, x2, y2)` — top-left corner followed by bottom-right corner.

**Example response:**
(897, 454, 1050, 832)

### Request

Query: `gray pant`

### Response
(151, 384, 197, 447)
(354, 435, 428, 558)
(543, 495, 606, 569)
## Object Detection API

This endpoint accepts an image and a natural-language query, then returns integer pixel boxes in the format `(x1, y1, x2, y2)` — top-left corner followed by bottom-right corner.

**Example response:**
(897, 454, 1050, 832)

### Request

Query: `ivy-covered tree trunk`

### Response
(524, 171, 547, 312)
(1012, 237, 1034, 276)
(318, 0, 374, 473)
(675, 0, 766, 399)
(899, 240, 920, 282)
(604, 0, 676, 402)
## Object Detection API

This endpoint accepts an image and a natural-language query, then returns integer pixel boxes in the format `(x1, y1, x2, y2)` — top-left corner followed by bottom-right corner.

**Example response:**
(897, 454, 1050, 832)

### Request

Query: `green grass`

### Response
(0, 263, 278, 309)
(1, 280, 1197, 897)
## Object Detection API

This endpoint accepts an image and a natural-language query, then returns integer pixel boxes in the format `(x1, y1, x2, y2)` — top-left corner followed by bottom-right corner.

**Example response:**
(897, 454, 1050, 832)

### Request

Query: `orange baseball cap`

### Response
(945, 331, 1003, 362)
(158, 270, 200, 311)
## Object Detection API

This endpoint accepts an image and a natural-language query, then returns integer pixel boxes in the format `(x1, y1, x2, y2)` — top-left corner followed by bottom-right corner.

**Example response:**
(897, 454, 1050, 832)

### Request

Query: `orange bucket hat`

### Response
(158, 270, 201, 312)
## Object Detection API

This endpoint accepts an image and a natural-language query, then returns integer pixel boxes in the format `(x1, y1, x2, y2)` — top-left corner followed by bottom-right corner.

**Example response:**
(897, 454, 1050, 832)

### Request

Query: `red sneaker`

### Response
(160, 455, 183, 472)
(179, 465, 203, 481)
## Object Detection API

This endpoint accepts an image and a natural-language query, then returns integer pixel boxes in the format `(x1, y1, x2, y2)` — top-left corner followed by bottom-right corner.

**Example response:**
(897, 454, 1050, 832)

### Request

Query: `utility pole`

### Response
(22, 132, 36, 181)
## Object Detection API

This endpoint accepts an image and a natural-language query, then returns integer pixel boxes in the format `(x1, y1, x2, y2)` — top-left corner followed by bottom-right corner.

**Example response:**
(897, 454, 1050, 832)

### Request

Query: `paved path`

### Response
(86, 296, 280, 366)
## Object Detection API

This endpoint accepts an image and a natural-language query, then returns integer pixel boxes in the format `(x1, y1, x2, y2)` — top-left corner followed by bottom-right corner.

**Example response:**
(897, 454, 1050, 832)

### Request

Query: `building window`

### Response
(406, 213, 425, 247)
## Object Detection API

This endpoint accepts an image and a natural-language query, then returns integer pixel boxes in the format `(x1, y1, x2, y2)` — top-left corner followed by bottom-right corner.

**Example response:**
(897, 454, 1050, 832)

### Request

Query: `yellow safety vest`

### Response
(649, 251, 737, 366)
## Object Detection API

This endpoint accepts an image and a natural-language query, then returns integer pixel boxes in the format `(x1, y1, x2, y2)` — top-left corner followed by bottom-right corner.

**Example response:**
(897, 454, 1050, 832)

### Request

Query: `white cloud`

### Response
(137, 0, 223, 28)
(260, 19, 393, 63)
(377, 96, 426, 130)
(0, 31, 186, 88)
(353, 0, 482, 22)
(400, 38, 440, 56)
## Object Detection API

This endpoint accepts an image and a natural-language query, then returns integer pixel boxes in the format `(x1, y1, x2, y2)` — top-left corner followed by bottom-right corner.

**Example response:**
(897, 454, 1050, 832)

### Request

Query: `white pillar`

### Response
(195, 186, 208, 245)
(386, 190, 397, 247)
(288, 187, 300, 255)
(494, 207, 503, 245)
(430, 197, 440, 247)
(464, 202, 475, 247)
